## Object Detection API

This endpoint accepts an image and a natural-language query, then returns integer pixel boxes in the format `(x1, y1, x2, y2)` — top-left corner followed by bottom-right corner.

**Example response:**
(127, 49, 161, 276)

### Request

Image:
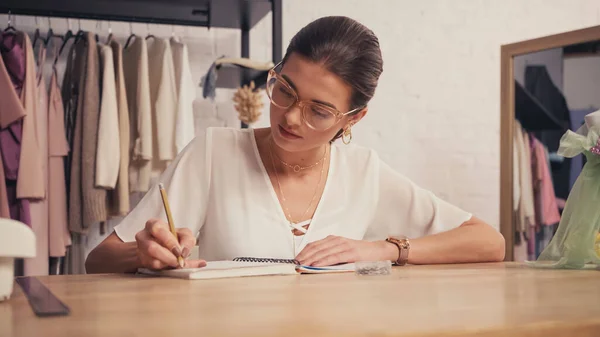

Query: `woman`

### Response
(86, 16, 505, 274)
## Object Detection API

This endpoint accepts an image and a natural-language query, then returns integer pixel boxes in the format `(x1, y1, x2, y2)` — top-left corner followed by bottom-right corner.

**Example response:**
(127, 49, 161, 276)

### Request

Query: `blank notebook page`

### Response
(138, 261, 298, 280)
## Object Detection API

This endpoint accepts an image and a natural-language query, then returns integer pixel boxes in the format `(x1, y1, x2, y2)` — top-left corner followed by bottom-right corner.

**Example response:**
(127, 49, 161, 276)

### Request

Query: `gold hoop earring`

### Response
(342, 128, 352, 145)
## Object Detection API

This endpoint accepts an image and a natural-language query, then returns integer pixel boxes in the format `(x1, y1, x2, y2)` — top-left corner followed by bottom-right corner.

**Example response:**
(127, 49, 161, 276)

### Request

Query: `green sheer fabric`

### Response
(525, 110, 600, 269)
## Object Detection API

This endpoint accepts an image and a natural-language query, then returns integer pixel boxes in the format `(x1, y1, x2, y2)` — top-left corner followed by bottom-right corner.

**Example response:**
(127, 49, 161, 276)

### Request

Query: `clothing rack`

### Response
(0, 0, 282, 92)
(514, 80, 564, 131)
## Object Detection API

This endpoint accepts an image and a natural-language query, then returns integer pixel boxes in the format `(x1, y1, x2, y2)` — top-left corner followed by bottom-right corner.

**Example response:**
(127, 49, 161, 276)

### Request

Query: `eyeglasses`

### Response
(265, 61, 363, 131)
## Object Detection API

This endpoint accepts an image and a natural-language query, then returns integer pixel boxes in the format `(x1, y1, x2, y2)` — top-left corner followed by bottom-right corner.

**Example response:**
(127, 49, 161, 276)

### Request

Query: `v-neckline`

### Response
(249, 128, 336, 254)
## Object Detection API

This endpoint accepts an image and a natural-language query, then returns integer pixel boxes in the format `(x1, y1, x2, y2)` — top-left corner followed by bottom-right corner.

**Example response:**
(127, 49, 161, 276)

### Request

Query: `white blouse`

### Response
(114, 127, 472, 261)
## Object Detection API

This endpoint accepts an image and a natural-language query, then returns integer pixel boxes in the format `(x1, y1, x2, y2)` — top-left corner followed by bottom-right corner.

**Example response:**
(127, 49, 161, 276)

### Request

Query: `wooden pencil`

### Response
(158, 183, 184, 268)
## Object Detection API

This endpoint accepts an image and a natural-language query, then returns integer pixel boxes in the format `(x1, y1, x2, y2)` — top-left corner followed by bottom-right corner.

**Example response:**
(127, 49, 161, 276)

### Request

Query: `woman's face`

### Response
(269, 53, 363, 152)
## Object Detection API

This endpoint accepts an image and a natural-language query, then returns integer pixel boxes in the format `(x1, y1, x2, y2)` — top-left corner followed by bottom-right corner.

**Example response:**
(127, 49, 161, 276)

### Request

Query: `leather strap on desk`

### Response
(16, 277, 70, 317)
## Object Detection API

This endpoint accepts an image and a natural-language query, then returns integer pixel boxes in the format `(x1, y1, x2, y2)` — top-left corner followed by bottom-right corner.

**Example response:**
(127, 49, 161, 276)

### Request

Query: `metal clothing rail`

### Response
(0, 0, 283, 88)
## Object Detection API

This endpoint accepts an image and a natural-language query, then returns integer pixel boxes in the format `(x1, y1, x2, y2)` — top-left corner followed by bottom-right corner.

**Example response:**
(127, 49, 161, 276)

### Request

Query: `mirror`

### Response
(500, 26, 600, 261)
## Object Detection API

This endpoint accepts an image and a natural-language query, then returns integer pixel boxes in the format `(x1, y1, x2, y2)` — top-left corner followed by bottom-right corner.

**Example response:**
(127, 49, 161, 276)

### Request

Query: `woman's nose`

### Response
(284, 104, 303, 127)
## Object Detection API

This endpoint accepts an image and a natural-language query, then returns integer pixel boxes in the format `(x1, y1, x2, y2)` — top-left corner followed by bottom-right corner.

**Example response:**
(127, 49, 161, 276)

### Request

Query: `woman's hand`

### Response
(296, 235, 397, 267)
(135, 218, 207, 270)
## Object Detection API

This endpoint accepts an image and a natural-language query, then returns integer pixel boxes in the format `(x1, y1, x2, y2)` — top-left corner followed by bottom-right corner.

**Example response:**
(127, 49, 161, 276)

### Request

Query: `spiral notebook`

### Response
(138, 257, 355, 280)
(234, 257, 356, 274)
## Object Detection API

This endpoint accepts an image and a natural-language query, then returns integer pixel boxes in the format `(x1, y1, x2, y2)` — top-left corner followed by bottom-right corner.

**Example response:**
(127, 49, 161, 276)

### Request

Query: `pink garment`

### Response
(531, 137, 561, 226)
(0, 32, 31, 227)
(48, 69, 71, 257)
(26, 47, 49, 276)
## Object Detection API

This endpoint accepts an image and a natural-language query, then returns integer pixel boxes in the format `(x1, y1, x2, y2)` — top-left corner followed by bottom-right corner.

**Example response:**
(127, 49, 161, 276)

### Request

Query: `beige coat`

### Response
(69, 32, 107, 233)
(0, 32, 44, 214)
(48, 69, 72, 257)
(96, 44, 120, 189)
(123, 37, 152, 193)
(26, 46, 50, 276)
(170, 38, 196, 154)
(17, 32, 45, 200)
(109, 39, 131, 215)
(148, 37, 177, 166)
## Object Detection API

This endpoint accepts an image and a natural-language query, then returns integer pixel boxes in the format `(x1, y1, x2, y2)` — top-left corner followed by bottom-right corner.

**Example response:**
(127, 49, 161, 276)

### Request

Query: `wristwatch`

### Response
(386, 236, 410, 266)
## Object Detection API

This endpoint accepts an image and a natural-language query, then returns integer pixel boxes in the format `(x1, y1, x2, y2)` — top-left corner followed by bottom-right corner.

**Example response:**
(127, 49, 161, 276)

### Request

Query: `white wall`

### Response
(276, 0, 600, 230)
(514, 48, 564, 91)
(3, 0, 600, 237)
(564, 55, 600, 110)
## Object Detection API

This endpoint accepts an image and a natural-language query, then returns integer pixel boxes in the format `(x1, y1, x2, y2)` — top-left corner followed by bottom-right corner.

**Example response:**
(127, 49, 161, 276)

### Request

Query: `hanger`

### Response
(53, 30, 74, 67)
(55, 18, 73, 59)
(124, 34, 137, 49)
(31, 16, 41, 46)
(94, 20, 101, 43)
(145, 22, 155, 40)
(43, 17, 54, 46)
(4, 10, 17, 34)
(32, 28, 41, 47)
(43, 28, 54, 46)
(105, 21, 113, 44)
(56, 30, 73, 55)
(124, 22, 136, 49)
(73, 19, 85, 43)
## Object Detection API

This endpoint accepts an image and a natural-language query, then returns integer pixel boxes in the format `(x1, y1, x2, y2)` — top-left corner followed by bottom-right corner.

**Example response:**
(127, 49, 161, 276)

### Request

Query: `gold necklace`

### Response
(269, 140, 328, 225)
(271, 144, 327, 173)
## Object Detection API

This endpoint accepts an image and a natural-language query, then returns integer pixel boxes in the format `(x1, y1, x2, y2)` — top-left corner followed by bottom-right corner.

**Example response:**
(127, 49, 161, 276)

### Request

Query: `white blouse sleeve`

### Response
(114, 128, 213, 242)
(364, 158, 472, 240)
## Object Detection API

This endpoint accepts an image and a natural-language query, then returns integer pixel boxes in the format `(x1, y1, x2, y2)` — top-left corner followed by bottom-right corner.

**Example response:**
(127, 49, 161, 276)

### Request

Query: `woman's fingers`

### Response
(301, 242, 352, 266)
(177, 228, 196, 258)
(296, 236, 344, 264)
(145, 219, 183, 258)
(136, 231, 180, 268)
(135, 219, 202, 270)
(184, 259, 207, 268)
(312, 250, 354, 267)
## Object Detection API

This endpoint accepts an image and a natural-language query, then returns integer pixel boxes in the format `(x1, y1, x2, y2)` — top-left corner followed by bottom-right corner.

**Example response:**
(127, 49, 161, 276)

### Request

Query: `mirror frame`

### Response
(499, 25, 600, 261)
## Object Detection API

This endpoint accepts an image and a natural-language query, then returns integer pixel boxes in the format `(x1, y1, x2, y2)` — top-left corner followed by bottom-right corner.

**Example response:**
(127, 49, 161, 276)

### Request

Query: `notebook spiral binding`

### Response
(233, 257, 300, 265)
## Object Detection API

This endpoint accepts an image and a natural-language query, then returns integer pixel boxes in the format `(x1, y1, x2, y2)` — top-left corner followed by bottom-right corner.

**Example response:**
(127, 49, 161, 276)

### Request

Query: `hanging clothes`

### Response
(147, 37, 177, 174)
(513, 122, 525, 261)
(531, 136, 561, 259)
(170, 38, 196, 153)
(513, 121, 537, 262)
(48, 67, 71, 258)
(525, 65, 571, 200)
(95, 44, 120, 189)
(0, 35, 24, 220)
(0, 32, 44, 227)
(522, 132, 538, 260)
(123, 37, 152, 193)
(108, 39, 131, 216)
(0, 153, 8, 218)
(531, 136, 561, 227)
(67, 32, 107, 234)
(26, 46, 50, 276)
(515, 122, 536, 232)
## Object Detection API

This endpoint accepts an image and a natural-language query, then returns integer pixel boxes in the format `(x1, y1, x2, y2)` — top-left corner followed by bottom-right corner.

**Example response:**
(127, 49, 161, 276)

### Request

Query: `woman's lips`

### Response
(278, 125, 302, 139)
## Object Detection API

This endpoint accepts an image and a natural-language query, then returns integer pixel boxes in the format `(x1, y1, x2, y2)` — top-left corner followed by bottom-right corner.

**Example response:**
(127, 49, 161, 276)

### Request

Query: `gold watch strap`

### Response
(386, 236, 410, 266)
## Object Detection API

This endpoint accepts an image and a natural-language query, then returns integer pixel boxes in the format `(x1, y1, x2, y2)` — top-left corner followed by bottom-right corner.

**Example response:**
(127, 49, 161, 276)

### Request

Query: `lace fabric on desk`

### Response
(525, 110, 600, 269)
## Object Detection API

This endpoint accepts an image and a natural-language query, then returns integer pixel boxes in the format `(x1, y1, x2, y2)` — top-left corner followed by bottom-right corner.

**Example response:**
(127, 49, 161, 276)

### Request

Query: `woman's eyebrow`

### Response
(281, 74, 297, 90)
(312, 99, 337, 110)
(281, 74, 339, 110)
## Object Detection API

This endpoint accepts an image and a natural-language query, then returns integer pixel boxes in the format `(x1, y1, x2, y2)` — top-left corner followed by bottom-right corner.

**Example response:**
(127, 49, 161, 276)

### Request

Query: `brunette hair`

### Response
(283, 16, 383, 140)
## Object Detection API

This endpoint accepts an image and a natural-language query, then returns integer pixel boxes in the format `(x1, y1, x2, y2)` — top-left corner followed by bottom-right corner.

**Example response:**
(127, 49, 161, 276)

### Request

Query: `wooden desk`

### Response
(1, 263, 599, 337)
